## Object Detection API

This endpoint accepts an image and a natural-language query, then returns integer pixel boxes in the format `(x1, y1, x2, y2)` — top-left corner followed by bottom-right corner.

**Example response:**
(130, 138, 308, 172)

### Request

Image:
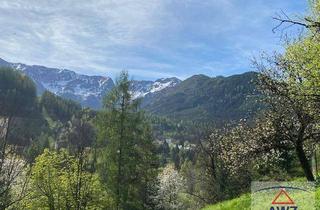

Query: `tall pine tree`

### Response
(96, 71, 158, 210)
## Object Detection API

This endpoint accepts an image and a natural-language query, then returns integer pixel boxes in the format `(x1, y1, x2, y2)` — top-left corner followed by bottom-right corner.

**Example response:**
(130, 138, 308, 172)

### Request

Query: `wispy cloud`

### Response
(0, 0, 307, 80)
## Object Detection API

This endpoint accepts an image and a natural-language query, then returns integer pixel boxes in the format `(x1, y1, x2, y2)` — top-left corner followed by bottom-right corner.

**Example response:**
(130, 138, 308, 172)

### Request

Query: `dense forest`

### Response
(1, 1, 320, 210)
(142, 72, 262, 124)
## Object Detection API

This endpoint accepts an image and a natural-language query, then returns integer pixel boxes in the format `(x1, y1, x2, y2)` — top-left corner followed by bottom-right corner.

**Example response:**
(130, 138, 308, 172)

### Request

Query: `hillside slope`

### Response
(202, 186, 320, 210)
(143, 72, 262, 124)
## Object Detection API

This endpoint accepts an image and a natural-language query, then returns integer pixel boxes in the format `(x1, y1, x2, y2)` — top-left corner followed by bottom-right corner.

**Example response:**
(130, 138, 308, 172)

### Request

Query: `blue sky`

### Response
(0, 0, 307, 80)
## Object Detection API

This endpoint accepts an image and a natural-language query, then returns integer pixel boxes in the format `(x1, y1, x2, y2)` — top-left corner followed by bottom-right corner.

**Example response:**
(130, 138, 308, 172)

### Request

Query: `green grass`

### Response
(202, 194, 251, 210)
(202, 186, 320, 210)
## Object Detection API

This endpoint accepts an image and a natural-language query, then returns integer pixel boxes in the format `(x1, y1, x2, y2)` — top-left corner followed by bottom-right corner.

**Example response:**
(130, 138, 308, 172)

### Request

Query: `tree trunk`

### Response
(117, 95, 125, 210)
(296, 141, 315, 181)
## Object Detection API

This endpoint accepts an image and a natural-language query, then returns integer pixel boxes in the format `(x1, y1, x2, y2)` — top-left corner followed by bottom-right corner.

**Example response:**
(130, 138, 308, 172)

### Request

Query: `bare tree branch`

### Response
(272, 11, 320, 34)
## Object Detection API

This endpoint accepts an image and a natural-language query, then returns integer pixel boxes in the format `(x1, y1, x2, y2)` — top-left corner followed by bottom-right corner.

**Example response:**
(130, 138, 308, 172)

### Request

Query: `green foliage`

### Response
(255, 29, 320, 182)
(59, 115, 96, 151)
(0, 67, 37, 118)
(24, 132, 51, 163)
(171, 144, 181, 170)
(158, 140, 170, 166)
(40, 91, 81, 123)
(21, 149, 113, 210)
(96, 71, 159, 210)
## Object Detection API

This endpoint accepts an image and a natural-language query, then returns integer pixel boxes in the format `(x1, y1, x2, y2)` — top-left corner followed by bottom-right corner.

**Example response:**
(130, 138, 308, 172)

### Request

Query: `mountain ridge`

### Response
(0, 58, 261, 124)
(142, 71, 261, 124)
(0, 58, 181, 109)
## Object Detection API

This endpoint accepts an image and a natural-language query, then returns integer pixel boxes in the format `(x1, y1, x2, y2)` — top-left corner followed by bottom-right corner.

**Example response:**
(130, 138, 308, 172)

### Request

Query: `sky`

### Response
(0, 0, 307, 80)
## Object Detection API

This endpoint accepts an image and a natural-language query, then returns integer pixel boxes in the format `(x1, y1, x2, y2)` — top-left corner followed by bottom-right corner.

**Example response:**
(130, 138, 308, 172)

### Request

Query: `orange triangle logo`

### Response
(272, 189, 295, 205)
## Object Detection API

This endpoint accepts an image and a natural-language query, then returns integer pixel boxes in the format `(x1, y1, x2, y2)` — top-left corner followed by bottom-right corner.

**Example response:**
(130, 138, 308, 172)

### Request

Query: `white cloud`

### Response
(0, 0, 306, 80)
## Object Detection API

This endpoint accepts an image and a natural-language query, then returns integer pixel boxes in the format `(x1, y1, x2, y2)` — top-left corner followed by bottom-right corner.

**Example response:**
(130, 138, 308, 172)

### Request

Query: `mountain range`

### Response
(0, 58, 181, 109)
(0, 58, 261, 123)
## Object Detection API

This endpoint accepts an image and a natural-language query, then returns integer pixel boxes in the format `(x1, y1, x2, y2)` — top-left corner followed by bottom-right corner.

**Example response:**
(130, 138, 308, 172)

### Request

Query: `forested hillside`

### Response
(143, 72, 262, 123)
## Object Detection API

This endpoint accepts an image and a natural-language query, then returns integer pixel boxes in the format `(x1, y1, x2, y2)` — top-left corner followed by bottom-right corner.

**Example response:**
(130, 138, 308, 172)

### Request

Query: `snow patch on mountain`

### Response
(0, 59, 115, 108)
(149, 78, 180, 93)
(131, 78, 181, 99)
(0, 58, 181, 109)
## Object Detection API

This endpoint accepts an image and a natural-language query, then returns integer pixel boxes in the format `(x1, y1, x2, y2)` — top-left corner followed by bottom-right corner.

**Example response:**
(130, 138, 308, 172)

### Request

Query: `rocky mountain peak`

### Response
(0, 58, 181, 109)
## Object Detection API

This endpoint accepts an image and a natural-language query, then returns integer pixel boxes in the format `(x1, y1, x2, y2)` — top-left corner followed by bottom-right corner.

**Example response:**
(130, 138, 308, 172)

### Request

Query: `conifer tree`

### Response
(96, 71, 158, 210)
